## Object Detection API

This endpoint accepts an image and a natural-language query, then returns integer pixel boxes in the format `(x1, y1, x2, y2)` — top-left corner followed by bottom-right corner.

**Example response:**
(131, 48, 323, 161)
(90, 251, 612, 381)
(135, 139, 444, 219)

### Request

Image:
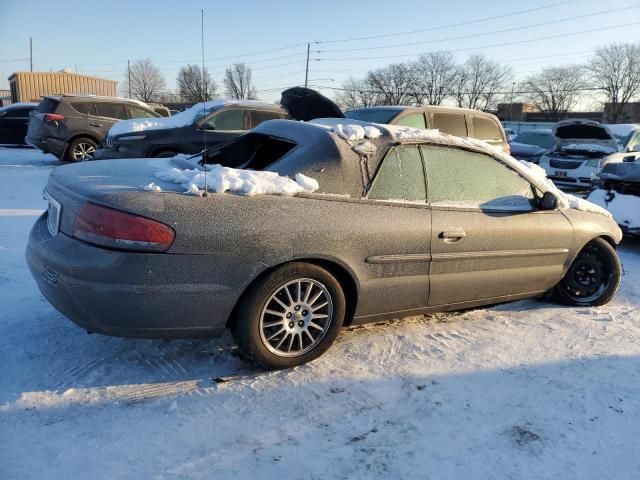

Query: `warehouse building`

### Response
(8, 71, 117, 103)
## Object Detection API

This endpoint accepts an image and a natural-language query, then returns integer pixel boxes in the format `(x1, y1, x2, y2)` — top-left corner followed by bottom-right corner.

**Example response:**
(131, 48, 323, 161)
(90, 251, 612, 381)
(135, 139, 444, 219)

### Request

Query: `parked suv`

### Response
(93, 100, 287, 160)
(26, 95, 161, 161)
(345, 105, 510, 153)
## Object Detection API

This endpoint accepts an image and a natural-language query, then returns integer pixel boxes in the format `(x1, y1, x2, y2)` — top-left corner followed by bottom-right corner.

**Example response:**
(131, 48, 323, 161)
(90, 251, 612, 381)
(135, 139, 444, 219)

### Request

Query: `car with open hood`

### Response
(27, 117, 622, 369)
(539, 120, 639, 189)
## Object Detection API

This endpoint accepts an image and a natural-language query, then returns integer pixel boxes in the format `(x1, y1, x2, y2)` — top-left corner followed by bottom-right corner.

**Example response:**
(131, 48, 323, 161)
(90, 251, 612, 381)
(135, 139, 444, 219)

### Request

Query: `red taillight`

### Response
(37, 113, 65, 124)
(73, 203, 175, 252)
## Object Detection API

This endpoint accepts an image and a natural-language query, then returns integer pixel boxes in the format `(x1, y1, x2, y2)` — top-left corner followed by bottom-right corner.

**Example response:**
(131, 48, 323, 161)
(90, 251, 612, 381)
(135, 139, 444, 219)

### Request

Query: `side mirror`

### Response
(540, 191, 558, 210)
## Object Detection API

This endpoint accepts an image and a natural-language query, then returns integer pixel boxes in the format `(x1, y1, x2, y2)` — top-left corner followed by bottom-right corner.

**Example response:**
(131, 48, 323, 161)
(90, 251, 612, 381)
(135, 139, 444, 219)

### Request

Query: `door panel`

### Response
(429, 208, 573, 306)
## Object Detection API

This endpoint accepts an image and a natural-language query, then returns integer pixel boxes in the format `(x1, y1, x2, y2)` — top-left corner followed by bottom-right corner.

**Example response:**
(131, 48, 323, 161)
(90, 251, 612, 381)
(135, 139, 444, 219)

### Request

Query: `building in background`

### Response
(0, 89, 11, 107)
(8, 71, 117, 103)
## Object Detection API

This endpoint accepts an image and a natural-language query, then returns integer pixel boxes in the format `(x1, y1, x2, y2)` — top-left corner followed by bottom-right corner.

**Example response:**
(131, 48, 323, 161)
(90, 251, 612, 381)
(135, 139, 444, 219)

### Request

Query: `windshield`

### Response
(612, 132, 634, 148)
(345, 108, 400, 124)
(512, 132, 555, 148)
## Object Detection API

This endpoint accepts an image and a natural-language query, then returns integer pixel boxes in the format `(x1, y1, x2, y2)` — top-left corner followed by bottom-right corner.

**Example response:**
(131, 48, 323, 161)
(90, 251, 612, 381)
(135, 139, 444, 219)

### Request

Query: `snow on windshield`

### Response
(153, 164, 319, 197)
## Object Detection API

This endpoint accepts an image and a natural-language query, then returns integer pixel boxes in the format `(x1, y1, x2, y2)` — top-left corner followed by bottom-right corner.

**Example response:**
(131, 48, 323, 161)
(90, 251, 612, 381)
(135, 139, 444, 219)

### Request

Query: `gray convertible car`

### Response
(27, 118, 623, 369)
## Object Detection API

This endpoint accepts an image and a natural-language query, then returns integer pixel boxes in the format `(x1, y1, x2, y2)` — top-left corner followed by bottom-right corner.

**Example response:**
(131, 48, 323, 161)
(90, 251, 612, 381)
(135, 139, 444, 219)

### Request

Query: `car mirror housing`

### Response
(540, 191, 558, 210)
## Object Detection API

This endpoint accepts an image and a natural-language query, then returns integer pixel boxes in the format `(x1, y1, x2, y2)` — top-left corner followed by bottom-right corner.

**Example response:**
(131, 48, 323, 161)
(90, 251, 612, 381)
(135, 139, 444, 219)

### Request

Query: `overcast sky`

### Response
(1, 0, 638, 104)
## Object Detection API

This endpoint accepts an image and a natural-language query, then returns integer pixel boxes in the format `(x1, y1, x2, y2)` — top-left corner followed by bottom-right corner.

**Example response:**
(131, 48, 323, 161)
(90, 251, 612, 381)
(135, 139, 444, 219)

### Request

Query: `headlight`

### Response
(119, 134, 147, 142)
(585, 158, 601, 168)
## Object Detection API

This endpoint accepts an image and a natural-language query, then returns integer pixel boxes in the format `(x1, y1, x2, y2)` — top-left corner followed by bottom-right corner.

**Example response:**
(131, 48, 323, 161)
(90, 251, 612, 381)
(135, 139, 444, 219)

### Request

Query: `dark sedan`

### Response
(0, 102, 38, 146)
(93, 100, 287, 159)
(509, 129, 555, 163)
(27, 119, 622, 369)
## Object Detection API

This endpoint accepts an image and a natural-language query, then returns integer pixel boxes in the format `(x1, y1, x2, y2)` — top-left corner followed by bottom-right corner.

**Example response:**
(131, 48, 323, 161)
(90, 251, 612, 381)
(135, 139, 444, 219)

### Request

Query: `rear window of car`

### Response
(512, 132, 555, 148)
(471, 115, 503, 141)
(5, 107, 34, 117)
(431, 112, 467, 137)
(37, 98, 60, 113)
(345, 108, 400, 124)
(96, 102, 127, 120)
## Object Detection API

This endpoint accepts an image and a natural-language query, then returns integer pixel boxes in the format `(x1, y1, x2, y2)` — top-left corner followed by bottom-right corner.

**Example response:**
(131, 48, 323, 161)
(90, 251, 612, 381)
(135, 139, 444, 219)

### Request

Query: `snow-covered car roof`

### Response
(109, 99, 283, 137)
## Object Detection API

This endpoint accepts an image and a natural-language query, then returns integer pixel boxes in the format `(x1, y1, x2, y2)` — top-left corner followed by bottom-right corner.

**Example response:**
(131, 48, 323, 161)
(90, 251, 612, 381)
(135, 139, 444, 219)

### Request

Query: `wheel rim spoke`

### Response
(259, 278, 334, 358)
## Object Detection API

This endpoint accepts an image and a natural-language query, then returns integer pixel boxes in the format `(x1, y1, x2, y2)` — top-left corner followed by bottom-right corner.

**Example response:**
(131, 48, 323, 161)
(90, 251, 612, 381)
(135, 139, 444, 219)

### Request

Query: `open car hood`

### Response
(280, 87, 344, 122)
(554, 119, 619, 154)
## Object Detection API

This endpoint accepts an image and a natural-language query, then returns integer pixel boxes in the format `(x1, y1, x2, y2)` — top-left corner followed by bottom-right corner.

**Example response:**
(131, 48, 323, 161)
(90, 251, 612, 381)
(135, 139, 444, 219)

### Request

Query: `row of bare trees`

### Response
(336, 42, 640, 122)
(121, 60, 257, 103)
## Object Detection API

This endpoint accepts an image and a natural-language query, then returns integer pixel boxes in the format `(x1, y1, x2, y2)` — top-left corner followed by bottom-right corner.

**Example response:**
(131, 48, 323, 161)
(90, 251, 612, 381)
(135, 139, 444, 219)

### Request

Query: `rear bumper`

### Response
(26, 135, 66, 157)
(26, 214, 240, 339)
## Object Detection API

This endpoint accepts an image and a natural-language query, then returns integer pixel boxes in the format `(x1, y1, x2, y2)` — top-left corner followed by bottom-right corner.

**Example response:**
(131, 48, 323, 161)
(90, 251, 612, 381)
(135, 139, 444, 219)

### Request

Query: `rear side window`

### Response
(249, 110, 283, 129)
(421, 145, 534, 210)
(129, 105, 159, 119)
(37, 98, 59, 113)
(431, 112, 467, 137)
(394, 113, 426, 129)
(471, 115, 502, 141)
(367, 146, 426, 202)
(95, 102, 127, 120)
(205, 109, 244, 130)
(70, 102, 96, 115)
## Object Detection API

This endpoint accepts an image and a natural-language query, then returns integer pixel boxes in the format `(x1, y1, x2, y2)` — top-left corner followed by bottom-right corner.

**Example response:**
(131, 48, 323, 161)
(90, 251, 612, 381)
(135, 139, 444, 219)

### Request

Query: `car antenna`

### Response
(201, 8, 208, 198)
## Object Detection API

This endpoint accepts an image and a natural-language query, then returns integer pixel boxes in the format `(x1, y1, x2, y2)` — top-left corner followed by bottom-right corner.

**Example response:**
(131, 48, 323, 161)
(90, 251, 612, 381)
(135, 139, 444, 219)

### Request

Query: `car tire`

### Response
(232, 262, 346, 369)
(153, 150, 178, 158)
(65, 137, 98, 162)
(552, 237, 621, 307)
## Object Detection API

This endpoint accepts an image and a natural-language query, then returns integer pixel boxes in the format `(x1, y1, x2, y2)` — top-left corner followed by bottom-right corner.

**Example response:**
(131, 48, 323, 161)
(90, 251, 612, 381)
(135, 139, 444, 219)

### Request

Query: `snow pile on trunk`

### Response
(353, 141, 377, 155)
(386, 126, 442, 142)
(330, 124, 382, 142)
(142, 182, 161, 192)
(154, 164, 319, 197)
(586, 189, 640, 228)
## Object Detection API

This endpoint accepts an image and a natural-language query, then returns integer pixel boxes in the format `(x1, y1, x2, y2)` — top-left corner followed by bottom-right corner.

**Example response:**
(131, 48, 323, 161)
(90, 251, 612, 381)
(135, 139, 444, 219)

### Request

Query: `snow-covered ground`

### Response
(1, 146, 640, 479)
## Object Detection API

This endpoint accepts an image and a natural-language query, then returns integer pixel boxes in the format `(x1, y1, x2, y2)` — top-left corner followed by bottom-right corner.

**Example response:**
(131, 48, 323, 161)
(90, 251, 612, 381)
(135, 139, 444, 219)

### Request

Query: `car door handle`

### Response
(89, 123, 103, 127)
(440, 230, 466, 239)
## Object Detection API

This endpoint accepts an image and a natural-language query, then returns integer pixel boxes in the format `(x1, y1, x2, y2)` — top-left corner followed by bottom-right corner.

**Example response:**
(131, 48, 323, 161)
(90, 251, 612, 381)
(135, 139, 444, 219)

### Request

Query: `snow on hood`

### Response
(554, 120, 619, 154)
(587, 189, 640, 228)
(153, 163, 319, 197)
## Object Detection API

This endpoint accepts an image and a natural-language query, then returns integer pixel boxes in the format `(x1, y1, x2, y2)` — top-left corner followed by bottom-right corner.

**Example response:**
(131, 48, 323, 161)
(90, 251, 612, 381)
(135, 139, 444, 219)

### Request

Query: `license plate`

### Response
(555, 170, 568, 178)
(44, 190, 61, 236)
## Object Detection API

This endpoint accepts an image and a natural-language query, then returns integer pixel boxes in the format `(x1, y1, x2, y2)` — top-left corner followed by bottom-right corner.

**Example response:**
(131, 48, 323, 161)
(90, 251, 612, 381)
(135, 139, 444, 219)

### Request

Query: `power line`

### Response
(314, 0, 581, 44)
(0, 58, 30, 63)
(314, 21, 640, 62)
(316, 6, 638, 54)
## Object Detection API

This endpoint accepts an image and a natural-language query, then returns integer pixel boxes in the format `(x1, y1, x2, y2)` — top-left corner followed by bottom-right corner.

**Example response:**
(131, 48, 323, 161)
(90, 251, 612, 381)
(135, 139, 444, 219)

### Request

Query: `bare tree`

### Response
(335, 77, 383, 110)
(588, 42, 640, 123)
(365, 63, 415, 105)
(454, 54, 512, 110)
(224, 63, 257, 100)
(176, 65, 217, 103)
(122, 58, 166, 103)
(520, 65, 585, 121)
(410, 51, 459, 105)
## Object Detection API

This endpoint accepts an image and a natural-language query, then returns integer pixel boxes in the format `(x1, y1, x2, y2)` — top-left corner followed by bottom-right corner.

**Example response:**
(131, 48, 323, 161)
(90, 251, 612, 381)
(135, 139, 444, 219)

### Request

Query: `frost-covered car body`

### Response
(27, 119, 622, 343)
(509, 129, 554, 163)
(93, 100, 287, 160)
(539, 120, 639, 189)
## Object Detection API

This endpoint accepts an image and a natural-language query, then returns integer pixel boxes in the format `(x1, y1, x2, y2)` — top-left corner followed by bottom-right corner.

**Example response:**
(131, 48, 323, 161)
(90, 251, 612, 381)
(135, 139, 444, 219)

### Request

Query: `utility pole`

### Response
(127, 60, 131, 99)
(509, 81, 515, 121)
(304, 43, 310, 88)
(29, 37, 33, 72)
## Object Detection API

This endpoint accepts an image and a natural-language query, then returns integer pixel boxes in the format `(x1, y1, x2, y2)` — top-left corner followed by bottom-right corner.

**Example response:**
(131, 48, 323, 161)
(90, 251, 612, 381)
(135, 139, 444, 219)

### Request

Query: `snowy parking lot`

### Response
(1, 147, 640, 479)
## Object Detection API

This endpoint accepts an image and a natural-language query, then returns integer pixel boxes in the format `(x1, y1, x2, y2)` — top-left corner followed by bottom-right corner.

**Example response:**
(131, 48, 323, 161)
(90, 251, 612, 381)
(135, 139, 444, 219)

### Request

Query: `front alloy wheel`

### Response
(232, 263, 346, 369)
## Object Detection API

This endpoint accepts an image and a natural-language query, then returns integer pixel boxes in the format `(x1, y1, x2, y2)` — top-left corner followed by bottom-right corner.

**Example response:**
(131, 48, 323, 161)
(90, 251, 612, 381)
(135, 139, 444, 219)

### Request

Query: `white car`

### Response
(539, 120, 640, 189)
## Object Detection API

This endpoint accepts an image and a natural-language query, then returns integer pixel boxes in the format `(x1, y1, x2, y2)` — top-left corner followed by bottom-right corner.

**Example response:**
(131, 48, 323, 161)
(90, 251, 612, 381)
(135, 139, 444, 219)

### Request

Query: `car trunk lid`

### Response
(280, 87, 345, 121)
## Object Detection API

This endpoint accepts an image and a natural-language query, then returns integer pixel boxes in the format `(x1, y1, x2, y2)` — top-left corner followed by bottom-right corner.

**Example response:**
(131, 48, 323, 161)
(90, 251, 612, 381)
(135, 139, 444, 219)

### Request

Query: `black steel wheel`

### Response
(553, 238, 621, 307)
